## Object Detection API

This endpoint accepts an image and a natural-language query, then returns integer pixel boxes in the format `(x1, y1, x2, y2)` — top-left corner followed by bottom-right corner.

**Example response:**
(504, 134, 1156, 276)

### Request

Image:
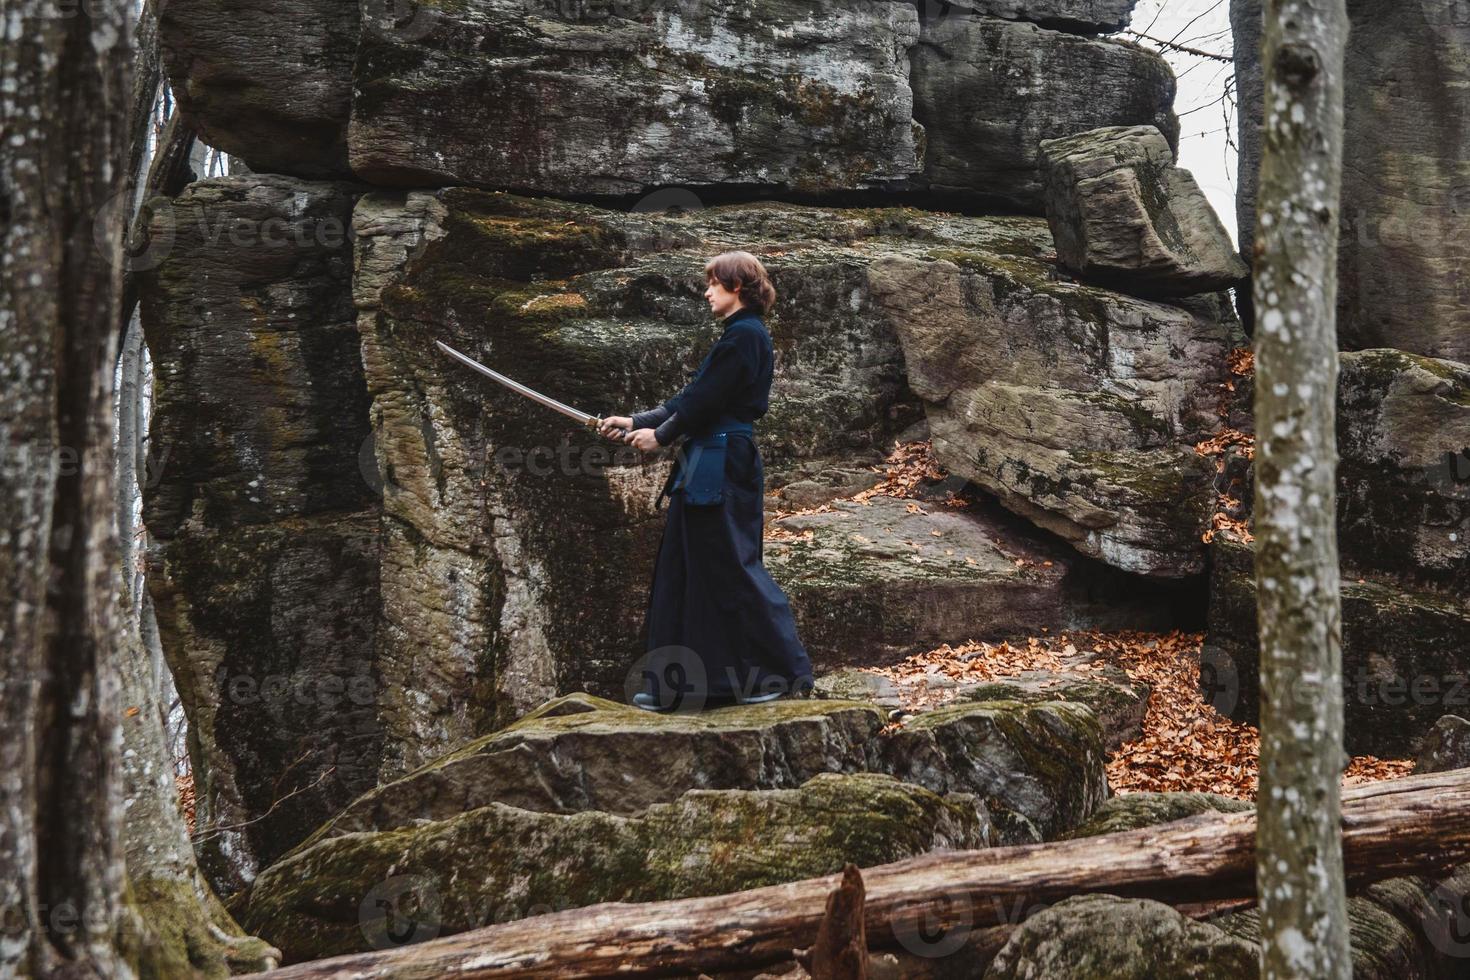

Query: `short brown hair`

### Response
(704, 250, 776, 314)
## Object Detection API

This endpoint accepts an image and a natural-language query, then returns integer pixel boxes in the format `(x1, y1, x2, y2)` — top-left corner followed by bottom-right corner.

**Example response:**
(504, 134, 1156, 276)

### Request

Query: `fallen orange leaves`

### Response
(866, 629, 1410, 802)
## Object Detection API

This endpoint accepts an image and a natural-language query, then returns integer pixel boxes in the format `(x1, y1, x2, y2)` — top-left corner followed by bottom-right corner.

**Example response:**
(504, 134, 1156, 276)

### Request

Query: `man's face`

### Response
(704, 277, 741, 317)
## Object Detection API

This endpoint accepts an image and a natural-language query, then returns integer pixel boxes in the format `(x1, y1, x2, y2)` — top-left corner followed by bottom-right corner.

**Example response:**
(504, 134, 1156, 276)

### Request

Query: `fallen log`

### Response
(253, 768, 1470, 979)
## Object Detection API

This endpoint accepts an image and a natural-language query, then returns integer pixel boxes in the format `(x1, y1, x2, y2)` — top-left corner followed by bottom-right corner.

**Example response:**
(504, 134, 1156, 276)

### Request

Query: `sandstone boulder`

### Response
(985, 894, 1258, 979)
(137, 175, 380, 894)
(158, 0, 358, 177)
(1338, 348, 1470, 593)
(911, 16, 1177, 213)
(349, 0, 922, 195)
(244, 771, 989, 963)
(879, 699, 1107, 843)
(1040, 125, 1248, 297)
(1415, 715, 1470, 775)
(873, 250, 1236, 577)
(956, 667, 1151, 751)
(768, 495, 1196, 666)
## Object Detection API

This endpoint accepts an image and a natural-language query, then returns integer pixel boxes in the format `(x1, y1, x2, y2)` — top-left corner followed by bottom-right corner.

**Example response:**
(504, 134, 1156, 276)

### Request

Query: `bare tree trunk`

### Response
(1, 0, 134, 975)
(1251, 0, 1352, 977)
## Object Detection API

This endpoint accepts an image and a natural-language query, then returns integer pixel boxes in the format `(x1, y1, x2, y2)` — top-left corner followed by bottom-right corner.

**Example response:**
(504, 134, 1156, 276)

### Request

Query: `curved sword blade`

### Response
(435, 340, 595, 426)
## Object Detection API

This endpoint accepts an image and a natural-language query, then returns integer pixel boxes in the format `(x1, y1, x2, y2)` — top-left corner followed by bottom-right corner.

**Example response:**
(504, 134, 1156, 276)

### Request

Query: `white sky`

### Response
(1127, 0, 1239, 248)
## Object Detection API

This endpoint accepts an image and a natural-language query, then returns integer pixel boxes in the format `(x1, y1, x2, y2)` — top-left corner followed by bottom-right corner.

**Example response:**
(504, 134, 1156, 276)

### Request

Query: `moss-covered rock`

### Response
(879, 699, 1107, 843)
(985, 894, 1259, 979)
(298, 694, 890, 846)
(1062, 791, 1250, 839)
(1204, 532, 1470, 756)
(137, 175, 382, 895)
(769, 495, 1199, 667)
(1415, 714, 1470, 774)
(870, 243, 1236, 577)
(1337, 349, 1470, 593)
(955, 667, 1151, 752)
(244, 772, 991, 963)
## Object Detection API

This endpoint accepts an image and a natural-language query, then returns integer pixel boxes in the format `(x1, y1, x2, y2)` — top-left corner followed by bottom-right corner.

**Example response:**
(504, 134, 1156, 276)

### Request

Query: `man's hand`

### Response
(598, 415, 633, 439)
(625, 427, 661, 452)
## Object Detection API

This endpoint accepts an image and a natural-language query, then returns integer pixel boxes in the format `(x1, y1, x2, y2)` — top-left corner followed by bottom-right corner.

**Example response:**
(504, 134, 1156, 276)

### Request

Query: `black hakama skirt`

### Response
(640, 432, 814, 706)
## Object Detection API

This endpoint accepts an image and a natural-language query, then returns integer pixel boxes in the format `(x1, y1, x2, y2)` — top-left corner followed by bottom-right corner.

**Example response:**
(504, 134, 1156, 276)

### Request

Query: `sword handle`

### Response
(589, 416, 631, 441)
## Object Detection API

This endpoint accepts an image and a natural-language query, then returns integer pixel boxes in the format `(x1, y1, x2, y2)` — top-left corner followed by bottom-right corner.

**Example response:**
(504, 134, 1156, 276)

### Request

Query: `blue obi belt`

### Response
(657, 415, 754, 509)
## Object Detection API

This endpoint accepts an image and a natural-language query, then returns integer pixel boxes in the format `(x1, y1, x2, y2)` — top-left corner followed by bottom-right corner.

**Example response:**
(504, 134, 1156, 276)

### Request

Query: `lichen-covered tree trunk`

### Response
(1, 0, 155, 975)
(1251, 0, 1352, 977)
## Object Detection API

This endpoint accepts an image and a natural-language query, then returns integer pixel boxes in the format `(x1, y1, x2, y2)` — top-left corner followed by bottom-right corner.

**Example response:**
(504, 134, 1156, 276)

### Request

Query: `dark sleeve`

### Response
(653, 327, 761, 446)
(653, 412, 681, 447)
(631, 405, 672, 429)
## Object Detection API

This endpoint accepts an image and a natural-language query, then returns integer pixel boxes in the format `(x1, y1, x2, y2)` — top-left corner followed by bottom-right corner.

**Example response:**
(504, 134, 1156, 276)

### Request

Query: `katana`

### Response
(435, 340, 630, 439)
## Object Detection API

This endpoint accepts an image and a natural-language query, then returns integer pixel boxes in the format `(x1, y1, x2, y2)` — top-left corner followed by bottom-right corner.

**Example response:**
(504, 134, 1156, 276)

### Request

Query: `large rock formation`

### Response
(240, 691, 1114, 961)
(875, 250, 1237, 577)
(159, 0, 1179, 210)
(911, 15, 1177, 213)
(1204, 349, 1470, 755)
(140, 176, 1241, 891)
(157, 0, 359, 177)
(766, 495, 1198, 667)
(245, 770, 991, 963)
(350, 0, 922, 194)
(1039, 125, 1248, 297)
(138, 175, 381, 894)
(1234, 0, 1470, 360)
